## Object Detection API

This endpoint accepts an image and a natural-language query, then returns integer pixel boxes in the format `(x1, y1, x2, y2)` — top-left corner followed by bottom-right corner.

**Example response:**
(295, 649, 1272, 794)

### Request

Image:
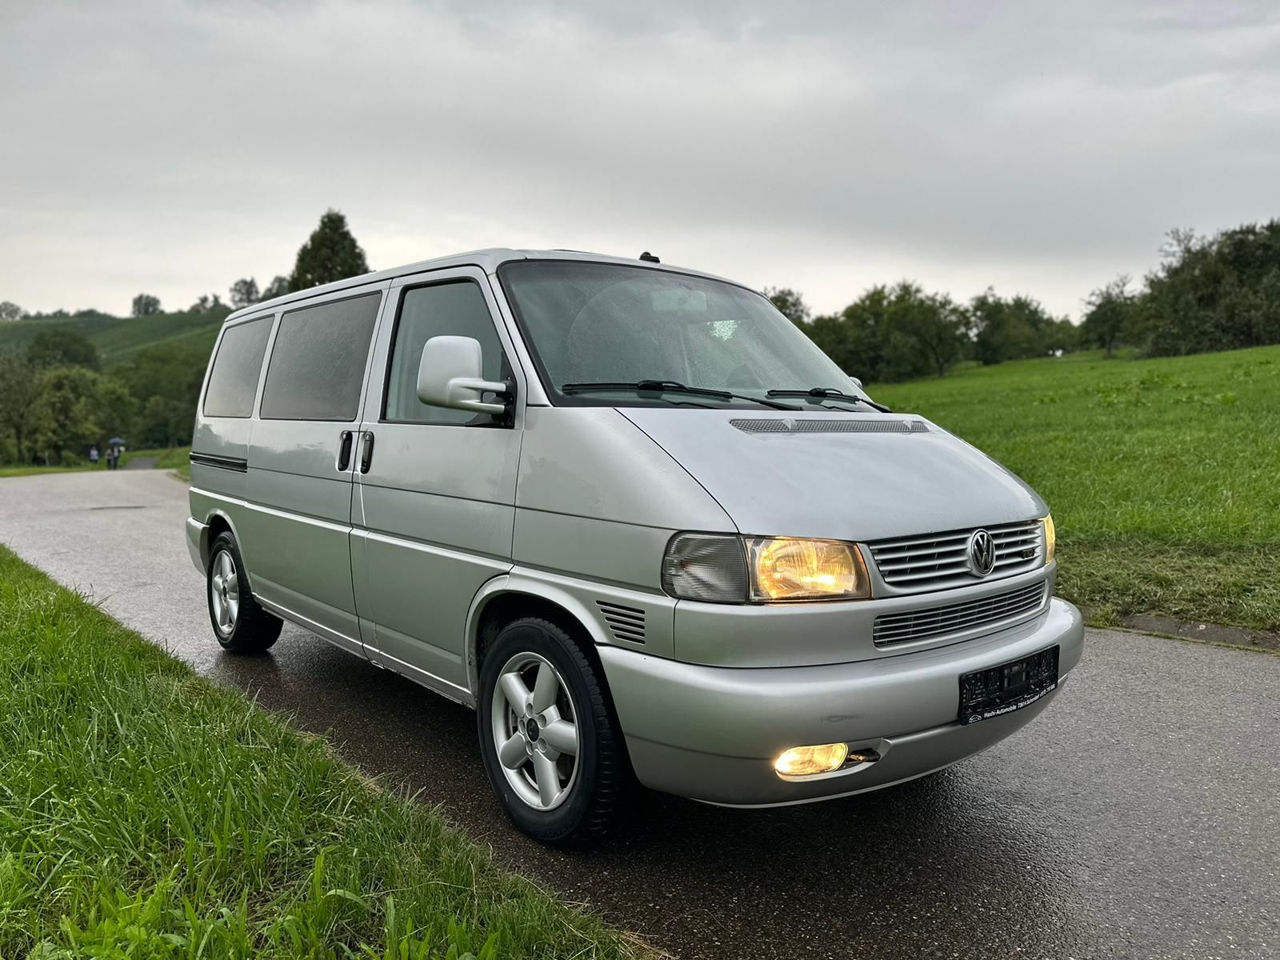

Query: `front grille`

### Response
(597, 601, 646, 644)
(873, 581, 1048, 647)
(867, 520, 1043, 592)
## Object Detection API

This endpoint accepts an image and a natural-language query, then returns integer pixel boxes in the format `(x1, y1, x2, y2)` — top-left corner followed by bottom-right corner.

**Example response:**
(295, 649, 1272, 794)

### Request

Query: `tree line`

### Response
(1080, 220, 1280, 359)
(0, 211, 369, 466)
(769, 217, 1280, 383)
(767, 282, 1077, 383)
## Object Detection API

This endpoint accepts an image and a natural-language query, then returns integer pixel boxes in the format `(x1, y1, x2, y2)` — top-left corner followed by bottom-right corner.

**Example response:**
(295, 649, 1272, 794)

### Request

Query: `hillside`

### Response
(872, 346, 1280, 633)
(0, 309, 224, 363)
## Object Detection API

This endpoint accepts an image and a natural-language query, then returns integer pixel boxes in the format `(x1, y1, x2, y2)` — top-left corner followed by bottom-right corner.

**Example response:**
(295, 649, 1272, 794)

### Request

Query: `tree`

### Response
(0, 301, 22, 323)
(764, 287, 811, 326)
(969, 290, 1061, 365)
(262, 275, 290, 300)
(132, 294, 162, 317)
(803, 282, 968, 383)
(25, 330, 100, 371)
(288, 209, 370, 292)
(0, 353, 40, 462)
(1127, 221, 1280, 357)
(229, 277, 261, 309)
(113, 340, 207, 448)
(891, 284, 968, 377)
(1081, 276, 1135, 357)
(31, 365, 103, 464)
(189, 294, 225, 314)
(96, 377, 137, 449)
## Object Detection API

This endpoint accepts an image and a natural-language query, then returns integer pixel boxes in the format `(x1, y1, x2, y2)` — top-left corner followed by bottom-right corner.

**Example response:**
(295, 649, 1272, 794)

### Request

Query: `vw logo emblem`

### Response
(967, 529, 996, 577)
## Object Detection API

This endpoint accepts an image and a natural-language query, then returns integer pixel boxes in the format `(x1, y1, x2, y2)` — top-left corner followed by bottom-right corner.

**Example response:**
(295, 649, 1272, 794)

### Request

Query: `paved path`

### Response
(2, 471, 1278, 960)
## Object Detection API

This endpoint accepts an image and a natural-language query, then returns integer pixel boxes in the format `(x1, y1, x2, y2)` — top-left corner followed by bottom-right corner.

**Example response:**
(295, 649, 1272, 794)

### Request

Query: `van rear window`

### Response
(260, 292, 381, 421)
(202, 316, 273, 418)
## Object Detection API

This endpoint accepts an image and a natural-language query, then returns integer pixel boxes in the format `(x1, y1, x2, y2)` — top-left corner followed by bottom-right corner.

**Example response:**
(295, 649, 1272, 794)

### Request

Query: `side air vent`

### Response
(597, 601, 646, 644)
(730, 418, 929, 435)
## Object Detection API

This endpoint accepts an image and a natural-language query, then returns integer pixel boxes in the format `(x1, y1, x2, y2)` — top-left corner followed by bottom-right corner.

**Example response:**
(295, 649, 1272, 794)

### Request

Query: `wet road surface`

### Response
(2, 471, 1278, 959)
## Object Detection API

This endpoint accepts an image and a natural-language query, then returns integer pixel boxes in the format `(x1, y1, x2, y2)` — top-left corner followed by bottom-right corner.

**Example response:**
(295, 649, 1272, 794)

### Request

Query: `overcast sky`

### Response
(2, 0, 1278, 319)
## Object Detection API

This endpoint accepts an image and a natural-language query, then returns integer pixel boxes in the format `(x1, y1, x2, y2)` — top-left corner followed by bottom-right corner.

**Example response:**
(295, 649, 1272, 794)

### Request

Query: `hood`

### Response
(619, 408, 1046, 542)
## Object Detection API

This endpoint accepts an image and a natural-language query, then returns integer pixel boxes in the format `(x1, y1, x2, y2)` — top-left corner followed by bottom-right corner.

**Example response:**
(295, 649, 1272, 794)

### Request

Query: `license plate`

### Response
(959, 646, 1059, 725)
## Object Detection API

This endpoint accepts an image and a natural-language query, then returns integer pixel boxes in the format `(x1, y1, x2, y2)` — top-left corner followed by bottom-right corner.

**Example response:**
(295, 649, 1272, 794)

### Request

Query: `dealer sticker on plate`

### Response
(958, 645, 1060, 725)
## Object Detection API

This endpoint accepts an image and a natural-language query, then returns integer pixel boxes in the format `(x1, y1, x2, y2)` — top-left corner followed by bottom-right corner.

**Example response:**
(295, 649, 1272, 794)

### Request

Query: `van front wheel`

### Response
(206, 531, 282, 654)
(477, 618, 625, 847)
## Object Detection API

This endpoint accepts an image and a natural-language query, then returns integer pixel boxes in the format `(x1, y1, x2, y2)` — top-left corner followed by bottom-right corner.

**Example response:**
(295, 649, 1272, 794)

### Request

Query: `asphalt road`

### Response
(2, 470, 1278, 960)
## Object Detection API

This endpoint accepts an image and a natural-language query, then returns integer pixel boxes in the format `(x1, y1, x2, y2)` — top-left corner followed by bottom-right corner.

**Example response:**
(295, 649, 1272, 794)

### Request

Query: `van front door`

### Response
(351, 268, 522, 701)
(242, 286, 387, 655)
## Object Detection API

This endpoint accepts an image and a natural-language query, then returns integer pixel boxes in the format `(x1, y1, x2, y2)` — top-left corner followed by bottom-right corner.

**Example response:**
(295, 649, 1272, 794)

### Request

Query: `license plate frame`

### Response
(958, 645, 1060, 725)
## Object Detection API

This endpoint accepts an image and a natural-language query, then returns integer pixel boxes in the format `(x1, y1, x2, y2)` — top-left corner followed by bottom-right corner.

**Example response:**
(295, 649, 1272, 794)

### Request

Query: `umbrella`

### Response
(108, 437, 126, 445)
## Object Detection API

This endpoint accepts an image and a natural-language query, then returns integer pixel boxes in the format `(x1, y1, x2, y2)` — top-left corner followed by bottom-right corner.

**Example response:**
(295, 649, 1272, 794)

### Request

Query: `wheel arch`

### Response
(465, 574, 613, 699)
(201, 508, 255, 592)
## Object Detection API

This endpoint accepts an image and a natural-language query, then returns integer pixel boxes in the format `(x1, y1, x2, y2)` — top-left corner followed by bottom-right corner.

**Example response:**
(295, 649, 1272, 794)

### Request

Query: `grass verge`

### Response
(0, 446, 191, 479)
(0, 546, 651, 960)
(873, 345, 1280, 632)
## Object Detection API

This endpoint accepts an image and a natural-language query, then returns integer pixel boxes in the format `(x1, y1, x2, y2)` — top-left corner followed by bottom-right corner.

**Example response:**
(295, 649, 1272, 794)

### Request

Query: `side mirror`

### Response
(848, 376, 864, 391)
(416, 336, 510, 415)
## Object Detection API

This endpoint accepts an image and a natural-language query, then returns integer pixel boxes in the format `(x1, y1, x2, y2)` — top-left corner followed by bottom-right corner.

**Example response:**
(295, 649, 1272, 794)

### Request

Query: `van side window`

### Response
(202, 316, 273, 418)
(384, 281, 505, 425)
(260, 292, 381, 421)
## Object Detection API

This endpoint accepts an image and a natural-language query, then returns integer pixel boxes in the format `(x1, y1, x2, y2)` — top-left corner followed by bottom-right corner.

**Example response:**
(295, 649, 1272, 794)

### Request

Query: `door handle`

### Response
(359, 431, 375, 474)
(336, 430, 353, 471)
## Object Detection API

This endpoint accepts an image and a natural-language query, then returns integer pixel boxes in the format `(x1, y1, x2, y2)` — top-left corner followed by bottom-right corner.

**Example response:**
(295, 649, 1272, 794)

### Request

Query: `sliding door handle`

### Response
(359, 431, 375, 474)
(336, 430, 353, 471)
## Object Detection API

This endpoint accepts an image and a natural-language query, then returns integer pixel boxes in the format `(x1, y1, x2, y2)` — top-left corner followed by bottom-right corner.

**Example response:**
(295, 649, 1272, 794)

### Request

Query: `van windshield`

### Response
(498, 260, 853, 408)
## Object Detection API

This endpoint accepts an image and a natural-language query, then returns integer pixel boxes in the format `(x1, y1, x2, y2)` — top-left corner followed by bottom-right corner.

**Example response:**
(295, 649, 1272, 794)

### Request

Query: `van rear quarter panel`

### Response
(189, 418, 252, 503)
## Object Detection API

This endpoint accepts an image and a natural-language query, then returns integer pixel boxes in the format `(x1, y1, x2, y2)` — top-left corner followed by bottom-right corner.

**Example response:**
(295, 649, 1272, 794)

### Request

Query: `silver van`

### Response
(187, 249, 1083, 846)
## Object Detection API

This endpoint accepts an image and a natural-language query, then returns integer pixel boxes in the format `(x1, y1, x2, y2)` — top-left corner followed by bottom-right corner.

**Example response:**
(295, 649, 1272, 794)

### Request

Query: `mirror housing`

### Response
(416, 336, 510, 416)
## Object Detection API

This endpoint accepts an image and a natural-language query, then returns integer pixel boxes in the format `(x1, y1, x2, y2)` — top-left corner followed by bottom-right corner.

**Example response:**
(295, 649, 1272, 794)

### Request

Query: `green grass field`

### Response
(0, 547, 649, 959)
(0, 310, 222, 362)
(872, 346, 1280, 632)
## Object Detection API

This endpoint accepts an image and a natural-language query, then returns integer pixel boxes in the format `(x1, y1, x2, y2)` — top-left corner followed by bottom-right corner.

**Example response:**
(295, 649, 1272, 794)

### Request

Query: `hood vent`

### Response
(730, 418, 929, 435)
(596, 601, 646, 644)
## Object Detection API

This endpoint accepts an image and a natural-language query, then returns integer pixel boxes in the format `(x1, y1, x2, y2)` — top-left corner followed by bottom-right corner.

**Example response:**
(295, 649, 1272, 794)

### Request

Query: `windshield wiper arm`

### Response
(766, 387, 892, 413)
(562, 380, 799, 410)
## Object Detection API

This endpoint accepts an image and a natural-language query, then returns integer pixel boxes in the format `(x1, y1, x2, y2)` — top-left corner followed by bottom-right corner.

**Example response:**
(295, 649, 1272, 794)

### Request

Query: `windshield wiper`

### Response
(766, 387, 892, 413)
(562, 380, 800, 410)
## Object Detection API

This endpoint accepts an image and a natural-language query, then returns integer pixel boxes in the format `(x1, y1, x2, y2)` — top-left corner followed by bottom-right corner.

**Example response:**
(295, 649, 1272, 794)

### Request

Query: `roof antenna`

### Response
(639, 251, 660, 263)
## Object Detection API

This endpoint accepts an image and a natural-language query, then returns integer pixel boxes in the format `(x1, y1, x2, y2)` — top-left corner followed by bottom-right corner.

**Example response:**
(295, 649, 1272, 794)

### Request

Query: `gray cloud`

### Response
(2, 0, 1278, 317)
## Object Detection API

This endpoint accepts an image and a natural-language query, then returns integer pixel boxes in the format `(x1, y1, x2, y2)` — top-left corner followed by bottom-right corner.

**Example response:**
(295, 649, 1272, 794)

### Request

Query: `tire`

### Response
(477, 617, 627, 847)
(206, 531, 282, 654)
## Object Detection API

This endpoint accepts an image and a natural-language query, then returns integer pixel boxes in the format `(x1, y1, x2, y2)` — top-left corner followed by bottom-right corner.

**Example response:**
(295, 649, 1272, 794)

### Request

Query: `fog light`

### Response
(774, 742, 849, 777)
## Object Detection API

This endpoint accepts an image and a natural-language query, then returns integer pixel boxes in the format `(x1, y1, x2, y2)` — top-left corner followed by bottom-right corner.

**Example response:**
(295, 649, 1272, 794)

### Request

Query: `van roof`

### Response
(224, 248, 741, 323)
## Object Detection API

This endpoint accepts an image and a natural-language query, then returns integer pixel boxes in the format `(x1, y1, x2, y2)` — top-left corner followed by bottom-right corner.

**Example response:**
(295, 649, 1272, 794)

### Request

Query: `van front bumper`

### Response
(598, 597, 1084, 806)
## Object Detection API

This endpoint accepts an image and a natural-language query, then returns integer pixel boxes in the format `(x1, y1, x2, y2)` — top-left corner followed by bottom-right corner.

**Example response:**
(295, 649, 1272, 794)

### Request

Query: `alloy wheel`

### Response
(490, 652, 581, 810)
(209, 549, 240, 636)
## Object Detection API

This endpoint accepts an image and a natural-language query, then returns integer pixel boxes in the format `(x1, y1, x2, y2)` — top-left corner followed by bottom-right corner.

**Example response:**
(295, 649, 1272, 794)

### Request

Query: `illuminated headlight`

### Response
(1041, 514, 1056, 565)
(661, 533, 870, 603)
(746, 537, 870, 601)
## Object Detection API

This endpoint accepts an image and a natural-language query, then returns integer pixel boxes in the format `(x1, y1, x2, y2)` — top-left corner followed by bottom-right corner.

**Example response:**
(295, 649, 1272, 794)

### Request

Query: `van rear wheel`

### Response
(477, 617, 625, 847)
(206, 531, 282, 654)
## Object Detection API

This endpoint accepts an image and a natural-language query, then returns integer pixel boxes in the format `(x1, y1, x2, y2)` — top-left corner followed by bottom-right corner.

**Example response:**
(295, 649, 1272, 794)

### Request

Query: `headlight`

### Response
(662, 533, 870, 603)
(1041, 514, 1056, 565)
(747, 537, 870, 601)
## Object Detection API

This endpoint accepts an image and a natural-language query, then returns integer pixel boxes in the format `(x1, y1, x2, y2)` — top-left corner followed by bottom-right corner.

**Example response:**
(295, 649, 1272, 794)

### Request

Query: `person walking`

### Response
(88, 444, 100, 466)
(106, 437, 126, 470)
